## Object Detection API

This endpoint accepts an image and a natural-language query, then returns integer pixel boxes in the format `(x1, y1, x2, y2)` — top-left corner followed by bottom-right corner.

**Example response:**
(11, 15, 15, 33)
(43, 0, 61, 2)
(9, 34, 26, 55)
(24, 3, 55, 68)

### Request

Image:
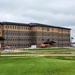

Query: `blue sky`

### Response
(0, 0, 75, 41)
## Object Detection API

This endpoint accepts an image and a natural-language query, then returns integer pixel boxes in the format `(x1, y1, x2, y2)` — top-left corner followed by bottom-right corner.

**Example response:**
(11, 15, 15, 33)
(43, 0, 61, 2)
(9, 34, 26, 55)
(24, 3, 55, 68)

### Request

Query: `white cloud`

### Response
(0, 13, 14, 21)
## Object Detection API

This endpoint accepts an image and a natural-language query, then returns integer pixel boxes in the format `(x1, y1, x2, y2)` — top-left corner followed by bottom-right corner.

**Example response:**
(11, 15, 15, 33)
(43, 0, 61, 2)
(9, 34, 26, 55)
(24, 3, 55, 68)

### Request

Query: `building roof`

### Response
(0, 21, 71, 30)
(0, 22, 29, 26)
(29, 23, 71, 30)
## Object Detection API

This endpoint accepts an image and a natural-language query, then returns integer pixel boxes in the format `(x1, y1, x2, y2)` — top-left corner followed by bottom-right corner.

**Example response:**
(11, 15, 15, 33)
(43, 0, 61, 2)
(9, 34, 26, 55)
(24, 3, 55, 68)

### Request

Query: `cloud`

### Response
(0, 0, 75, 41)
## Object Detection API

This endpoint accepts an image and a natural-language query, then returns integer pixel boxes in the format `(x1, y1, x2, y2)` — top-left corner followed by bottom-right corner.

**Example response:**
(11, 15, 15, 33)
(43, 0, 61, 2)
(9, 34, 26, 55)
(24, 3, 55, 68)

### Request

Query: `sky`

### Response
(0, 0, 75, 42)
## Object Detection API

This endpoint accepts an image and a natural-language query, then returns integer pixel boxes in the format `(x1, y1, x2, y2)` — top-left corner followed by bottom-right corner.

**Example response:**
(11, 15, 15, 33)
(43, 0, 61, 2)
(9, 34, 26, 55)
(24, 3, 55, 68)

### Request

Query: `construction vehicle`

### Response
(40, 39, 56, 48)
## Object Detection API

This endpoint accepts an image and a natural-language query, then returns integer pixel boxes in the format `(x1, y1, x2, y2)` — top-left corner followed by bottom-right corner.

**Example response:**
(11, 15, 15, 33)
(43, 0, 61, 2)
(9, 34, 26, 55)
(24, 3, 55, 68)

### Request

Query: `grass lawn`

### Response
(23, 48, 69, 51)
(0, 56, 75, 75)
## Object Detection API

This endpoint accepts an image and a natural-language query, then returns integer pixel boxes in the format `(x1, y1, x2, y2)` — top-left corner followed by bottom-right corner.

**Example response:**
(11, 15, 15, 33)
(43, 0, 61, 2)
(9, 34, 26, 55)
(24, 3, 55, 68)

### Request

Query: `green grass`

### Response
(0, 56, 75, 75)
(1, 51, 32, 55)
(1, 48, 75, 52)
(23, 48, 69, 51)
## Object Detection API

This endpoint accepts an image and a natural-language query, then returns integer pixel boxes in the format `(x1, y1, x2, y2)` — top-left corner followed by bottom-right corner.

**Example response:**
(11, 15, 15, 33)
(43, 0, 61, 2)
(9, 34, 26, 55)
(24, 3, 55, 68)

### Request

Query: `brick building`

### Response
(0, 22, 71, 48)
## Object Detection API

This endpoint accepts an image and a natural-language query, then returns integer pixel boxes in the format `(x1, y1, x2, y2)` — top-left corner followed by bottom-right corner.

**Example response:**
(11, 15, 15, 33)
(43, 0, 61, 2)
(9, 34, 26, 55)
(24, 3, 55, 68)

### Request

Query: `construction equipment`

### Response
(40, 39, 56, 48)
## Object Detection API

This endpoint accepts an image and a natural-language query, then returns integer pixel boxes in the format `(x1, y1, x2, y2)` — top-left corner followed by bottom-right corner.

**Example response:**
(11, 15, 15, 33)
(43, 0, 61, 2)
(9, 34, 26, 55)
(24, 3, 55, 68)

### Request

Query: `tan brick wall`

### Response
(3, 25, 31, 32)
(1, 24, 71, 47)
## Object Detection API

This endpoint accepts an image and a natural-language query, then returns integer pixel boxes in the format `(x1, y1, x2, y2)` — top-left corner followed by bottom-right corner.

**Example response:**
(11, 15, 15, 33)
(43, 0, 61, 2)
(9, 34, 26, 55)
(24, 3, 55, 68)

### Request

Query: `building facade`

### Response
(0, 22, 71, 48)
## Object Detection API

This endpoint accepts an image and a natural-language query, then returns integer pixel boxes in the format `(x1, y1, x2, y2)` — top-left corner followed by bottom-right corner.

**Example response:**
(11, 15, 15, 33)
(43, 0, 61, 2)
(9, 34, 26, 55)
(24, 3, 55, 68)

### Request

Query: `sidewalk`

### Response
(1, 54, 75, 57)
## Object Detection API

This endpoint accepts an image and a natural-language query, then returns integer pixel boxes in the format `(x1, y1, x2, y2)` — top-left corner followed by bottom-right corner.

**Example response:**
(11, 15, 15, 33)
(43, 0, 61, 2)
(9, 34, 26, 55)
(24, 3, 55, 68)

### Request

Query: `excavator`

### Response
(40, 39, 56, 48)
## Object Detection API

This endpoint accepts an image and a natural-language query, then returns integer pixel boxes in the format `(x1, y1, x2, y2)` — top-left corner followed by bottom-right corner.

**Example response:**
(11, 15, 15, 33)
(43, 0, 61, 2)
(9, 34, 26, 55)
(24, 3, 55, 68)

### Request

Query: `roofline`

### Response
(29, 23, 71, 30)
(0, 22, 29, 26)
(0, 21, 71, 30)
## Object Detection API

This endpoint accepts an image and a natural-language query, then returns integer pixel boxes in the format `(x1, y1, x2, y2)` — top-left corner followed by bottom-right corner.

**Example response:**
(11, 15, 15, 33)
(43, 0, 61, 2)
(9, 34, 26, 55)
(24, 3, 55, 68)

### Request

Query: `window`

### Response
(5, 25, 7, 28)
(15, 26, 16, 29)
(26, 27, 27, 30)
(47, 27, 49, 31)
(8, 26, 9, 29)
(38, 27, 40, 29)
(13, 26, 14, 29)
